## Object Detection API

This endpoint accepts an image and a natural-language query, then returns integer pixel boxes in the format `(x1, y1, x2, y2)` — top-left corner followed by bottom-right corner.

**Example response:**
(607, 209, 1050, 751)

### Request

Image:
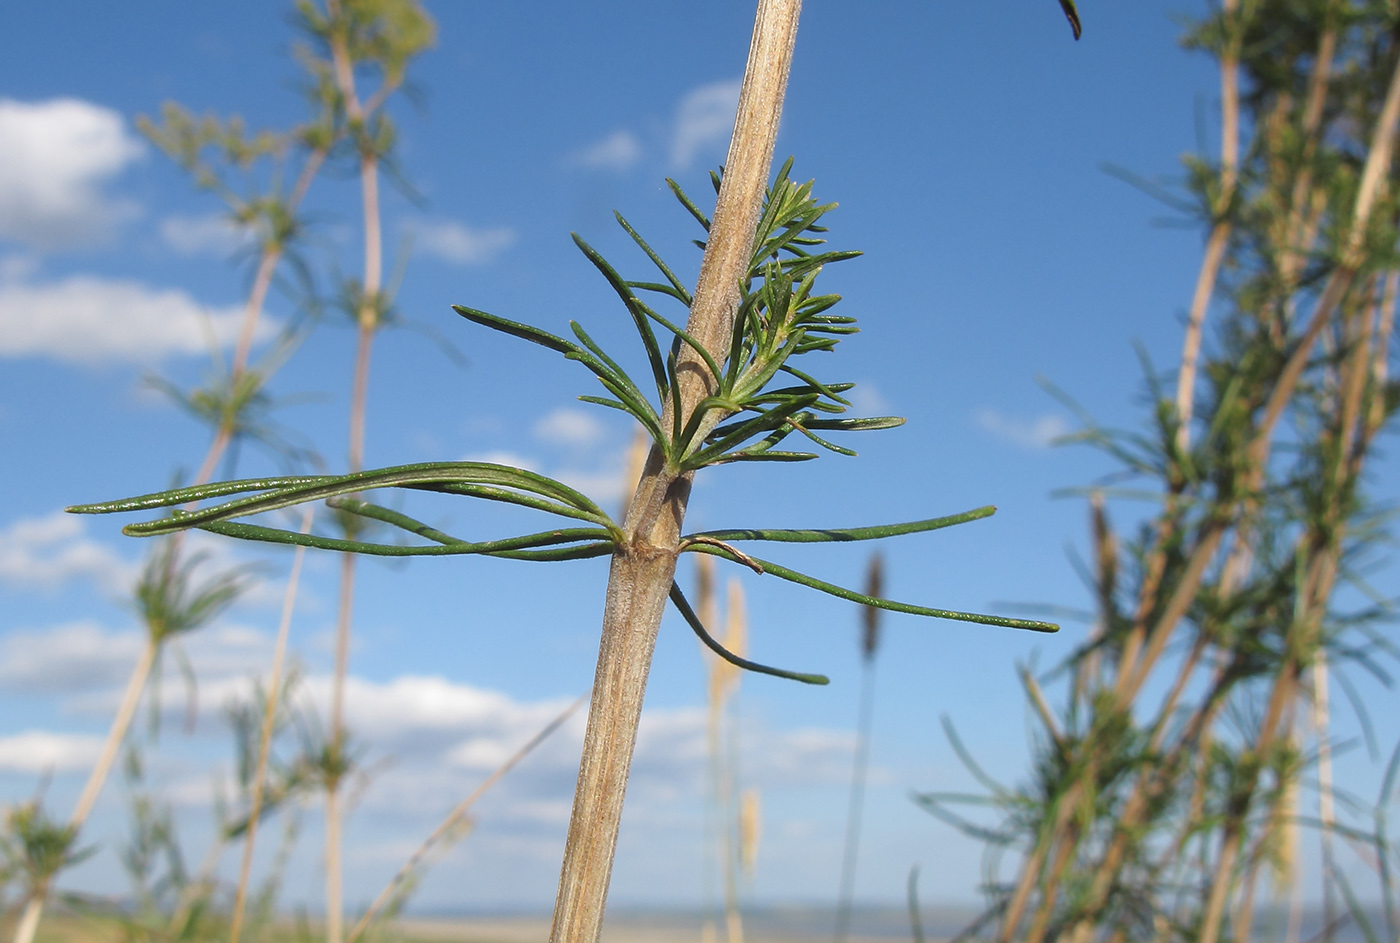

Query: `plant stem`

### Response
(9, 640, 158, 943)
(548, 4, 801, 941)
(197, 146, 329, 485)
(324, 16, 387, 940)
(722, 580, 745, 943)
(229, 510, 314, 943)
(325, 785, 345, 943)
(11, 895, 43, 943)
(69, 639, 157, 830)
(1175, 0, 1241, 446)
(833, 657, 876, 943)
(345, 694, 586, 943)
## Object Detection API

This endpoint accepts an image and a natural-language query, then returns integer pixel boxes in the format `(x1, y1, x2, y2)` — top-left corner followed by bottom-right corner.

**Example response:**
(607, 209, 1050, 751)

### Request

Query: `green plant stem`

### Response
(548, 4, 801, 941)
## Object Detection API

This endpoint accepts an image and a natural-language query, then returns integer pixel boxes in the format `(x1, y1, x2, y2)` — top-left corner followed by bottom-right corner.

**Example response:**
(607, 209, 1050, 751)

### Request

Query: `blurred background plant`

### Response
(917, 2, 1400, 941)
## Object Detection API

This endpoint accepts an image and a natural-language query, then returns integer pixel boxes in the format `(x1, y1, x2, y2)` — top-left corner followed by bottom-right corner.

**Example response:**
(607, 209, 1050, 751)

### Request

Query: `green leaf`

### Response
(710, 450, 818, 464)
(614, 212, 693, 305)
(571, 234, 669, 401)
(197, 519, 614, 560)
(1058, 0, 1082, 39)
(686, 396, 821, 468)
(75, 462, 615, 537)
(788, 419, 858, 456)
(683, 543, 1059, 633)
(69, 475, 324, 515)
(666, 177, 711, 231)
(632, 298, 724, 383)
(689, 506, 997, 544)
(569, 320, 658, 420)
(778, 365, 852, 406)
(669, 583, 828, 685)
(452, 305, 577, 355)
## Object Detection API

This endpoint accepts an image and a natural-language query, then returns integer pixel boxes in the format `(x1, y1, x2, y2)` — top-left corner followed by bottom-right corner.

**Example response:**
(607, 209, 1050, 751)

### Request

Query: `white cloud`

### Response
(415, 220, 516, 266)
(973, 408, 1071, 449)
(0, 622, 143, 694)
(462, 450, 540, 472)
(533, 407, 605, 448)
(159, 213, 251, 257)
(0, 253, 39, 282)
(0, 512, 137, 595)
(0, 730, 105, 773)
(335, 675, 563, 743)
(0, 270, 268, 363)
(2, 620, 277, 710)
(672, 79, 742, 168)
(571, 130, 642, 171)
(467, 428, 626, 508)
(849, 382, 891, 416)
(0, 98, 143, 250)
(554, 466, 627, 507)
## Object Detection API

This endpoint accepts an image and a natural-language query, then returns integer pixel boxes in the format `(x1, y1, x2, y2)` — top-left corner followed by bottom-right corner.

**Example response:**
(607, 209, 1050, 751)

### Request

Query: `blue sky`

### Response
(2, 0, 1396, 916)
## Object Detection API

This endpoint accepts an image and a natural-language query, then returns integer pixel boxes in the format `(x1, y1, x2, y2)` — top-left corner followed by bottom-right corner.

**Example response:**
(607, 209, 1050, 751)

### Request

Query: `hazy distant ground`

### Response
(394, 906, 954, 942)
(21, 908, 957, 943)
(385, 904, 1391, 942)
(20, 906, 1392, 942)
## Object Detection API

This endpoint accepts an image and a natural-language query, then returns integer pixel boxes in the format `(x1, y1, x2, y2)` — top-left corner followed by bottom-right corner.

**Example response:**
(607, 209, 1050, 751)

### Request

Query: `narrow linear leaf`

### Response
(571, 234, 668, 399)
(669, 583, 828, 685)
(1058, 0, 1082, 39)
(801, 416, 906, 432)
(666, 178, 711, 231)
(429, 482, 616, 530)
(690, 507, 997, 544)
(683, 544, 1058, 633)
(614, 212, 692, 305)
(197, 520, 614, 559)
(452, 305, 577, 355)
(112, 462, 613, 536)
(69, 475, 325, 515)
(710, 450, 819, 464)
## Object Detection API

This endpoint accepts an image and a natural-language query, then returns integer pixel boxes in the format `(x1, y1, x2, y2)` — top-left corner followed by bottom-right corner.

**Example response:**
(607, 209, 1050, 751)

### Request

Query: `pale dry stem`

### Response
(10, 641, 159, 943)
(548, 4, 802, 942)
(345, 695, 586, 943)
(229, 510, 314, 943)
(324, 22, 388, 941)
(1174, 0, 1242, 446)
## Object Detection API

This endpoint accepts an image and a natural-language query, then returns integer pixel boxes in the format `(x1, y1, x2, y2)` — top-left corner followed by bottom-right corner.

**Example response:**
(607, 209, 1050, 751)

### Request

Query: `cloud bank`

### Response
(0, 98, 144, 250)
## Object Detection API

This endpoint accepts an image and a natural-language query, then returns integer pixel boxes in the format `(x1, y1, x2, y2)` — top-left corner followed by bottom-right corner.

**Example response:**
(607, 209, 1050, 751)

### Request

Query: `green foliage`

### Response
(134, 540, 252, 648)
(1059, 0, 1083, 40)
(456, 160, 901, 471)
(72, 161, 1056, 690)
(146, 345, 316, 473)
(916, 3, 1400, 939)
(295, 0, 436, 90)
(1, 802, 90, 893)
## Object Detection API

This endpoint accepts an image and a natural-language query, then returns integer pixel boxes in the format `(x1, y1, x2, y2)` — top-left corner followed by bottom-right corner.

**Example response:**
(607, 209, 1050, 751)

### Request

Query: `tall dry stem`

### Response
(229, 510, 314, 943)
(323, 8, 391, 938)
(722, 580, 747, 943)
(344, 695, 586, 943)
(548, 4, 800, 941)
(1175, 0, 1243, 445)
